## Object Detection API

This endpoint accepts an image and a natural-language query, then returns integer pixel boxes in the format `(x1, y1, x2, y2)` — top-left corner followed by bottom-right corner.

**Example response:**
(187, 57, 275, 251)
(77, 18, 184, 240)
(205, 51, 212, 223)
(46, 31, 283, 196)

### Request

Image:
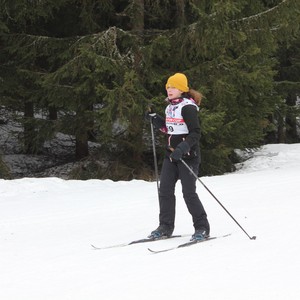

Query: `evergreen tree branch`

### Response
(237, 0, 289, 22)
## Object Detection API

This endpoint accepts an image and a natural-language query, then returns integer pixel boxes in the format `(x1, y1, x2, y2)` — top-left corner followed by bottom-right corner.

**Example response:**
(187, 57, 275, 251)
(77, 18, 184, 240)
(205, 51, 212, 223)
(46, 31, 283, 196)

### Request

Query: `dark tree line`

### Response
(0, 0, 300, 179)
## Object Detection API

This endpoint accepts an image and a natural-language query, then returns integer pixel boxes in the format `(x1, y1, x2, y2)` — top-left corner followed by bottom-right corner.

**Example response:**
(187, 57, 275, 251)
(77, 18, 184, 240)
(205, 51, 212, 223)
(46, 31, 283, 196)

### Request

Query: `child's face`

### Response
(166, 87, 182, 100)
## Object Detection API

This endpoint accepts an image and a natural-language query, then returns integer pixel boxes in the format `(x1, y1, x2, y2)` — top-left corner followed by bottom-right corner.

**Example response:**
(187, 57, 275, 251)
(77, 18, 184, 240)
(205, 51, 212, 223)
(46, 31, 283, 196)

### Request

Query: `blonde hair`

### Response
(188, 89, 203, 105)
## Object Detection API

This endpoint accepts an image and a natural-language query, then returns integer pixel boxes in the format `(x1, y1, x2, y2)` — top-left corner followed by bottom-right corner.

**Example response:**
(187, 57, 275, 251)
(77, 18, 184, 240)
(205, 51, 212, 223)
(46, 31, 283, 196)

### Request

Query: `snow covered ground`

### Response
(1, 143, 300, 300)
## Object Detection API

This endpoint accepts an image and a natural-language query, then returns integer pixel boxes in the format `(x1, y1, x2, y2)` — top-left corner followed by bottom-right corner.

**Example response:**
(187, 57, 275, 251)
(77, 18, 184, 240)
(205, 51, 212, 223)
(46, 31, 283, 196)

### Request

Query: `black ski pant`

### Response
(158, 157, 210, 232)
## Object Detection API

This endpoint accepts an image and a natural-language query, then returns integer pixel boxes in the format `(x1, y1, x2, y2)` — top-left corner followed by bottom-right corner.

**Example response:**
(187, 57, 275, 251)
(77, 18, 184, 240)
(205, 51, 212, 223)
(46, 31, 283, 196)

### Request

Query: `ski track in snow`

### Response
(1, 144, 300, 300)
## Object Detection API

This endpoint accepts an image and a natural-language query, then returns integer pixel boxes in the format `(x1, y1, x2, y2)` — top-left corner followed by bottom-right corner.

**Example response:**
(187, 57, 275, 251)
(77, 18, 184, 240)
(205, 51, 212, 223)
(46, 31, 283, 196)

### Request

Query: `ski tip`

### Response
(223, 233, 232, 237)
(91, 244, 99, 250)
(148, 248, 163, 254)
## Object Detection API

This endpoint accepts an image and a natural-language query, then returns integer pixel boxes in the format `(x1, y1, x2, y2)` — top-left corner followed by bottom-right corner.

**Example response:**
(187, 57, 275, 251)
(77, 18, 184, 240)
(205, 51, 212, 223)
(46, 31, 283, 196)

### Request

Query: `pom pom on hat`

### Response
(165, 73, 189, 92)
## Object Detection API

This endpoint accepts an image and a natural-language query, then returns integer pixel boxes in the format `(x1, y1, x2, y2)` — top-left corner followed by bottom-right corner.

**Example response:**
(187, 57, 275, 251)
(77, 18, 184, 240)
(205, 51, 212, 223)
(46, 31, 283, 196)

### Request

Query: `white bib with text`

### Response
(165, 98, 198, 135)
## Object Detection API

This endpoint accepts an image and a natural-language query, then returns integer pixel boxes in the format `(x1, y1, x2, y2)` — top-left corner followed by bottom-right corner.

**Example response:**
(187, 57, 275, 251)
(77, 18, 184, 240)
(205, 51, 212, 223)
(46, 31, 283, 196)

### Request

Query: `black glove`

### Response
(170, 147, 183, 162)
(170, 141, 190, 162)
(145, 110, 166, 130)
(145, 111, 157, 122)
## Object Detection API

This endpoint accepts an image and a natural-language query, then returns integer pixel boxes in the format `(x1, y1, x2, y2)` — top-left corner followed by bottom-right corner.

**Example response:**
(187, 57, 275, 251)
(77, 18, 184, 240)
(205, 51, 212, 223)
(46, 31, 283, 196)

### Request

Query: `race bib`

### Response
(165, 98, 198, 135)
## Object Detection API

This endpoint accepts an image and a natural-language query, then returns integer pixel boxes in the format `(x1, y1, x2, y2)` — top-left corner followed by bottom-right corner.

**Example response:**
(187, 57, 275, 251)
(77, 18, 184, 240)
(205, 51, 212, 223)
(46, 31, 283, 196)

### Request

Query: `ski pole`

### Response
(150, 118, 160, 197)
(180, 158, 256, 240)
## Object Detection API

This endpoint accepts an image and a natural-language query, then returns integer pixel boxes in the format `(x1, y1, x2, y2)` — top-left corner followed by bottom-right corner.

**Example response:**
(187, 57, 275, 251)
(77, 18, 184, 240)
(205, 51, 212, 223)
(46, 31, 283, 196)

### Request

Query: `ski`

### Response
(91, 234, 188, 250)
(148, 233, 231, 254)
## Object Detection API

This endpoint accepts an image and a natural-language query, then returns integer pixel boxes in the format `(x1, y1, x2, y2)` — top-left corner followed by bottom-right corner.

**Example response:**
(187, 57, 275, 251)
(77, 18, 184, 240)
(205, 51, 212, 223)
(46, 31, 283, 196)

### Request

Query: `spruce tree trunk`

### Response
(75, 108, 89, 160)
(48, 106, 57, 120)
(286, 93, 298, 142)
(75, 135, 89, 159)
(24, 101, 36, 154)
(129, 0, 144, 163)
(277, 118, 286, 143)
(176, 0, 186, 26)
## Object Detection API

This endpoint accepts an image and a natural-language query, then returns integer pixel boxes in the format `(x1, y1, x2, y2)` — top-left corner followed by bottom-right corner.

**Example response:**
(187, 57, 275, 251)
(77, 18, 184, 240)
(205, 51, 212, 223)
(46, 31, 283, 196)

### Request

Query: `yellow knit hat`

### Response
(165, 73, 189, 92)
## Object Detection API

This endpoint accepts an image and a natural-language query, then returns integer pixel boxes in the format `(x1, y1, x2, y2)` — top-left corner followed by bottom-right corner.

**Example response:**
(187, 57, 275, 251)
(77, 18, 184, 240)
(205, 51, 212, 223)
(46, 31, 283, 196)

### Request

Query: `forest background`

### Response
(0, 0, 300, 180)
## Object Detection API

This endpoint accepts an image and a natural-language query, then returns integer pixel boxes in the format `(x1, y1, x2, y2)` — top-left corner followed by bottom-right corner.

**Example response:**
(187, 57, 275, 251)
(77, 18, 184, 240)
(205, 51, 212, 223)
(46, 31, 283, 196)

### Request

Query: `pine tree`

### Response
(141, 0, 300, 174)
(273, 32, 300, 143)
(0, 0, 70, 153)
(1, 0, 300, 178)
